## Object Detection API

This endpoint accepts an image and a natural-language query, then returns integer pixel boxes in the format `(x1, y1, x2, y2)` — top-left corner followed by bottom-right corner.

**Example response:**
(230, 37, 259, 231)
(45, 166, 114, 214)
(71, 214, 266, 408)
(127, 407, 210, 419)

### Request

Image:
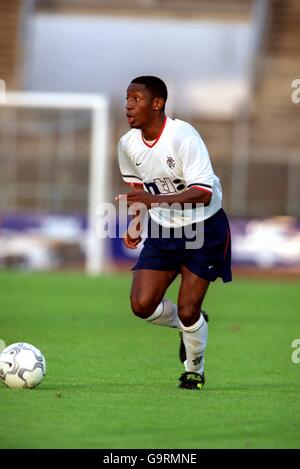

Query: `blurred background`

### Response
(0, 0, 299, 276)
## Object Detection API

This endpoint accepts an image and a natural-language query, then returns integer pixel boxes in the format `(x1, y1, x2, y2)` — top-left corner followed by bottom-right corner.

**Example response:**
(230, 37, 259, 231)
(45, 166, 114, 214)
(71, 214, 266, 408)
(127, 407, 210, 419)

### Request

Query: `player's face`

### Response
(126, 83, 157, 129)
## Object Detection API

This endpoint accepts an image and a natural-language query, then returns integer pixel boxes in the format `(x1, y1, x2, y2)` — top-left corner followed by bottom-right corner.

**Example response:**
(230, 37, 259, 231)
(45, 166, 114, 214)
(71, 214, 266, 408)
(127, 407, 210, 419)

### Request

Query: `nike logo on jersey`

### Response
(136, 162, 142, 166)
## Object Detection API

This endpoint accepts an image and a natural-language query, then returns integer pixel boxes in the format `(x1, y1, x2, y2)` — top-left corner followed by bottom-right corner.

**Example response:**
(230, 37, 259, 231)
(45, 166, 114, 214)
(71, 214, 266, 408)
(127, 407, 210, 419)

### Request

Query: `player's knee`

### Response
(178, 304, 200, 327)
(130, 294, 156, 319)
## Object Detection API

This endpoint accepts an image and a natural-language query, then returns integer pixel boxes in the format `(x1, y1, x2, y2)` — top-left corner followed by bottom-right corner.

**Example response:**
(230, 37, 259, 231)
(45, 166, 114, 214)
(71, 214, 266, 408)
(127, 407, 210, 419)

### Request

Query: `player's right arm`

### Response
(118, 138, 144, 186)
(123, 231, 142, 249)
(117, 138, 144, 249)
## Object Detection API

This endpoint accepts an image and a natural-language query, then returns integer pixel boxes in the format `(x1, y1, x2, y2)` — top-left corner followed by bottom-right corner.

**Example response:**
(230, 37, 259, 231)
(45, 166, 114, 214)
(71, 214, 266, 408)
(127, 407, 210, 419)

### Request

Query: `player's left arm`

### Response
(180, 134, 214, 203)
(116, 187, 210, 208)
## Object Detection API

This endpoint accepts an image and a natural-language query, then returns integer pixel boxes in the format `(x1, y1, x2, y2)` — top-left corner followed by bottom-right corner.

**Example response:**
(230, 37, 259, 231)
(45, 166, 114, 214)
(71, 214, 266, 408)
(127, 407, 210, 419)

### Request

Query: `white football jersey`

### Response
(118, 117, 222, 228)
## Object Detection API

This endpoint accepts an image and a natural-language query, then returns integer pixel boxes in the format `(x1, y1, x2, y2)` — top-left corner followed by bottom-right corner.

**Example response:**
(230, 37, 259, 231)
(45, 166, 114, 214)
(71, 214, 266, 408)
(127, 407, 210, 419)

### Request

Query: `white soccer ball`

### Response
(0, 342, 46, 389)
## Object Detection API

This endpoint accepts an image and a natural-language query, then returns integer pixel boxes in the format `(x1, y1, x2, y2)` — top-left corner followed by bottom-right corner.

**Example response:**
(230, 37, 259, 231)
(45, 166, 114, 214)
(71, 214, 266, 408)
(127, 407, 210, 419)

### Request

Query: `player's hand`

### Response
(123, 232, 142, 249)
(115, 190, 154, 208)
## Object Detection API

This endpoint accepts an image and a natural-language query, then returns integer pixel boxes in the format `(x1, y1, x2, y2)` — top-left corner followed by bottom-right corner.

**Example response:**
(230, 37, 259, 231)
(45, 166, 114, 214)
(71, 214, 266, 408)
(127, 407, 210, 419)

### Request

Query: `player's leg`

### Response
(178, 310, 209, 364)
(177, 266, 209, 389)
(130, 269, 180, 327)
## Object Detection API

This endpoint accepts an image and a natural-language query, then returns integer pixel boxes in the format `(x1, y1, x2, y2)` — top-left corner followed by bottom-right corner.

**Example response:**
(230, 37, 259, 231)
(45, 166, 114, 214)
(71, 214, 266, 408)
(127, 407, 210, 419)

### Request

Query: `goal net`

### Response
(0, 92, 109, 275)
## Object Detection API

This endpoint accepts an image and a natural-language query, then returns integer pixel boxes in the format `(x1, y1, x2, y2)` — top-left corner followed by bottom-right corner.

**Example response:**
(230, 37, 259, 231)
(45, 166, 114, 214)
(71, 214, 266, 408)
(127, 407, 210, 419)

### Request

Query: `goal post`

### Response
(0, 92, 110, 275)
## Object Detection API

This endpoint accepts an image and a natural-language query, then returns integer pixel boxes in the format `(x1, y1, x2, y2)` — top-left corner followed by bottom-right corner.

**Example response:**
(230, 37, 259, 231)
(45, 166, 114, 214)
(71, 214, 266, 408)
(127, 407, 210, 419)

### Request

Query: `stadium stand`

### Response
(0, 0, 23, 89)
(36, 0, 253, 20)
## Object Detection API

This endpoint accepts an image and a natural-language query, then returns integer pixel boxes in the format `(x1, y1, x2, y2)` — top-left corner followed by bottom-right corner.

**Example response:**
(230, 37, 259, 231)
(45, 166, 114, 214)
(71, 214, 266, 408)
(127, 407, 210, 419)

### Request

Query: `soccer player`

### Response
(116, 76, 232, 390)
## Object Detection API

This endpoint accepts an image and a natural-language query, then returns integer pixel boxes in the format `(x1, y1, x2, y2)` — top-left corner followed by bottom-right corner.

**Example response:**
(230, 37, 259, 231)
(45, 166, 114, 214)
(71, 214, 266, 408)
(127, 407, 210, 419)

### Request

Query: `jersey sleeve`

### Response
(180, 136, 214, 194)
(118, 139, 143, 185)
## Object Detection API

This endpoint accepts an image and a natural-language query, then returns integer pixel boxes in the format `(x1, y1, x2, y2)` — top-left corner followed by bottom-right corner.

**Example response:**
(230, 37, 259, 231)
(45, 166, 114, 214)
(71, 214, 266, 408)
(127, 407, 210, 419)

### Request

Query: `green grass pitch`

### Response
(0, 271, 299, 449)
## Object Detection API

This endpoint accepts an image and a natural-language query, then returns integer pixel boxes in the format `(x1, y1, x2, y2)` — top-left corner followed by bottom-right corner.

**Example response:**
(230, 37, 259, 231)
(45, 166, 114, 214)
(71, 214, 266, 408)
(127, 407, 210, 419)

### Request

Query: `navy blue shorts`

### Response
(133, 208, 232, 283)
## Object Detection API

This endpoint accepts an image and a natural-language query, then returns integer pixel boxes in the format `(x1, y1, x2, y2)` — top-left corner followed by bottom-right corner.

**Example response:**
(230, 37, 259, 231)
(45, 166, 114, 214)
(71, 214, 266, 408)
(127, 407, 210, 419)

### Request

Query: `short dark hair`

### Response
(131, 76, 168, 110)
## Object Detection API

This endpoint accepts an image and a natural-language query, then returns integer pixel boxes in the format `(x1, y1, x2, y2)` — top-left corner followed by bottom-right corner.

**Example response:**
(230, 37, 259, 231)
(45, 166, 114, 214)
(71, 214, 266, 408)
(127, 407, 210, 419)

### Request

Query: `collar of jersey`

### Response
(141, 116, 167, 148)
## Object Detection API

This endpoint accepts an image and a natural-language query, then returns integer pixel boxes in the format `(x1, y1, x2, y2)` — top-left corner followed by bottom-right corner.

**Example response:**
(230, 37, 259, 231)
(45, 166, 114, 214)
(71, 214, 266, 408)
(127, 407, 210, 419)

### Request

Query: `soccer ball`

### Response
(0, 342, 46, 389)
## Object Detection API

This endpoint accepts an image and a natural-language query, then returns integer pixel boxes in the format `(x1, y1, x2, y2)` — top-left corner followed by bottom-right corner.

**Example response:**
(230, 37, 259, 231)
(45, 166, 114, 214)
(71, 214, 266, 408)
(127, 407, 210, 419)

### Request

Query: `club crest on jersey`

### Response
(166, 156, 176, 169)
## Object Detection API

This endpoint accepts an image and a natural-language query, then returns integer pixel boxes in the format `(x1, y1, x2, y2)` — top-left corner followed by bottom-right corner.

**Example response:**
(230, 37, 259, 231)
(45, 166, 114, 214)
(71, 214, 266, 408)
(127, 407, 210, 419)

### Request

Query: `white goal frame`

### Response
(0, 92, 109, 275)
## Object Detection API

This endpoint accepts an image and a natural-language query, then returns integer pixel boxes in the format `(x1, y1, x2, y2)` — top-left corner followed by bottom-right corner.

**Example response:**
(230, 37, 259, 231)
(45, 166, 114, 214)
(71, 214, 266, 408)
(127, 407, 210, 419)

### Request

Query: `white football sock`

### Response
(145, 298, 180, 328)
(180, 314, 208, 375)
